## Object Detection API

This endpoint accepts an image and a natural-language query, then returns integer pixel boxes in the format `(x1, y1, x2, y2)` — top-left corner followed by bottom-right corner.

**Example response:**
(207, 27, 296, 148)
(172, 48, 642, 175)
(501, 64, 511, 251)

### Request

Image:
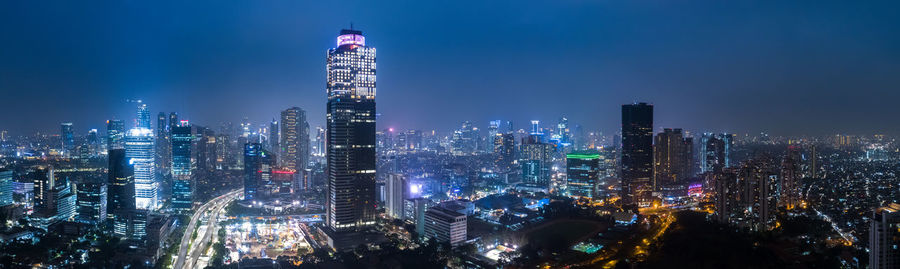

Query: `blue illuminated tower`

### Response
(171, 121, 193, 210)
(126, 128, 157, 210)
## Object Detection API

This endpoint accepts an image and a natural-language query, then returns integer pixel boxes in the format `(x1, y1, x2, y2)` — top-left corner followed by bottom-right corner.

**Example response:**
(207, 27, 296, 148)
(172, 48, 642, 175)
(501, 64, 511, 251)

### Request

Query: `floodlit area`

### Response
(482, 244, 517, 262)
(223, 219, 311, 264)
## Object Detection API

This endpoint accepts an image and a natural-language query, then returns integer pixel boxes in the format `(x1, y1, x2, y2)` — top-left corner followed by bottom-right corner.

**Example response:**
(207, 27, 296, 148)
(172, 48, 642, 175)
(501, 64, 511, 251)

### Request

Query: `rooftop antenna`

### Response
(350, 22, 354, 31)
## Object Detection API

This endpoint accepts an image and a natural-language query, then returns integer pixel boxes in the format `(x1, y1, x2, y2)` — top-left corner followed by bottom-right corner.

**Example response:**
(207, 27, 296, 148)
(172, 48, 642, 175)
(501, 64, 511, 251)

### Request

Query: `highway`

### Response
(173, 189, 242, 269)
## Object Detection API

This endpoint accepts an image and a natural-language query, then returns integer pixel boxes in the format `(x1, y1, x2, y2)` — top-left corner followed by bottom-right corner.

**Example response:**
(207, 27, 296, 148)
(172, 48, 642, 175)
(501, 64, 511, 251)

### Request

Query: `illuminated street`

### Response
(173, 189, 242, 269)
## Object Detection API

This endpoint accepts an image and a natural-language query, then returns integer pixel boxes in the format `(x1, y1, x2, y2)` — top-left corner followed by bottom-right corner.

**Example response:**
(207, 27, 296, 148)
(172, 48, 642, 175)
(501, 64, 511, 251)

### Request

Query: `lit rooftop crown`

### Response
(337, 29, 365, 47)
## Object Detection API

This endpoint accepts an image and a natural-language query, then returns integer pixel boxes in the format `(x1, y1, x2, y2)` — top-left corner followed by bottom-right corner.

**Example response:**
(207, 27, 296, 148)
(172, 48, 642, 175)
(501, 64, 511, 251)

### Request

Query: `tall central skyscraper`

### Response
(325, 28, 377, 236)
(621, 102, 653, 207)
(126, 128, 157, 210)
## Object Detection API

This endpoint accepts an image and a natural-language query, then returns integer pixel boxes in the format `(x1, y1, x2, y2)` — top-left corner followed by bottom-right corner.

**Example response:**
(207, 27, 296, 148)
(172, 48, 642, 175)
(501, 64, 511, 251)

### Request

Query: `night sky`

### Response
(2, 0, 899, 136)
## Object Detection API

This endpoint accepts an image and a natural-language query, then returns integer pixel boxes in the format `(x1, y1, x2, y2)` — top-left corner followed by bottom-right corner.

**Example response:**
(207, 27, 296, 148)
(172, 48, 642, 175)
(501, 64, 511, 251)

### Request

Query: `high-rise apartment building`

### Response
(653, 128, 693, 187)
(385, 174, 408, 219)
(280, 107, 309, 172)
(870, 203, 900, 269)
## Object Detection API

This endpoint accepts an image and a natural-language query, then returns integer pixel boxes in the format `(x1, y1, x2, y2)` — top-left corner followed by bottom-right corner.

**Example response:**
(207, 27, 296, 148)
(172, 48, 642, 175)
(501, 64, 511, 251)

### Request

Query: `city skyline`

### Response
(1, 3, 899, 267)
(3, 0, 900, 136)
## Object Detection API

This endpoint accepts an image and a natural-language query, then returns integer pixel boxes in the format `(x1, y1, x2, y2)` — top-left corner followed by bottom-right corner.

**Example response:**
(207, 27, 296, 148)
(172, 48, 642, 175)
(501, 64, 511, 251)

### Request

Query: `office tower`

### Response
(653, 128, 693, 187)
(402, 130, 422, 151)
(31, 166, 76, 224)
(156, 112, 171, 177)
(700, 133, 734, 174)
(423, 206, 467, 247)
(325, 28, 377, 236)
(385, 174, 408, 219)
(451, 121, 478, 156)
(0, 169, 12, 207)
(520, 134, 554, 190)
(404, 198, 432, 235)
(86, 129, 102, 156)
(869, 203, 900, 269)
(126, 128, 157, 210)
(530, 120, 541, 137)
(136, 103, 150, 129)
(195, 126, 217, 176)
(280, 107, 309, 172)
(489, 120, 501, 142)
(108, 149, 136, 238)
(0, 130, 6, 141)
(621, 102, 653, 207)
(494, 133, 515, 170)
(106, 119, 125, 150)
(61, 122, 74, 155)
(171, 121, 192, 210)
(269, 118, 279, 158)
(566, 152, 601, 199)
(75, 177, 107, 225)
(243, 143, 274, 201)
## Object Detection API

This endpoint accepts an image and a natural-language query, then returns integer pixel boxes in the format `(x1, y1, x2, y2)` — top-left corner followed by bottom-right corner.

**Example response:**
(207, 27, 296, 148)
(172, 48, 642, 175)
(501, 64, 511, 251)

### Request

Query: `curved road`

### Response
(173, 189, 242, 269)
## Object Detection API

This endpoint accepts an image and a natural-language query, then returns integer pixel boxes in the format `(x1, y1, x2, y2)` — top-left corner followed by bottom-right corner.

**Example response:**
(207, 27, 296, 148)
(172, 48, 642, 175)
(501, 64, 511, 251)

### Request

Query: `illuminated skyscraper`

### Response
(621, 102, 653, 206)
(450, 121, 478, 156)
(280, 107, 309, 172)
(171, 121, 192, 210)
(269, 118, 279, 159)
(566, 152, 601, 199)
(156, 112, 171, 177)
(108, 149, 135, 238)
(243, 143, 274, 201)
(493, 133, 515, 170)
(107, 119, 125, 150)
(325, 28, 377, 236)
(653, 128, 693, 187)
(136, 102, 150, 129)
(870, 203, 900, 269)
(385, 173, 408, 219)
(520, 134, 554, 190)
(0, 169, 12, 207)
(61, 122, 74, 156)
(700, 133, 734, 173)
(75, 176, 107, 225)
(126, 128, 157, 210)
